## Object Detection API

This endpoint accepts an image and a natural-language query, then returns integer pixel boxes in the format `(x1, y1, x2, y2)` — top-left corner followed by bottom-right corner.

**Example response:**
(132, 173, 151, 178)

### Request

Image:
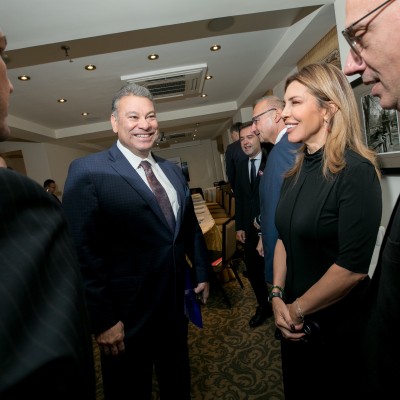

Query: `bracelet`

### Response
(257, 232, 262, 237)
(270, 285, 285, 295)
(268, 291, 284, 303)
(295, 298, 305, 322)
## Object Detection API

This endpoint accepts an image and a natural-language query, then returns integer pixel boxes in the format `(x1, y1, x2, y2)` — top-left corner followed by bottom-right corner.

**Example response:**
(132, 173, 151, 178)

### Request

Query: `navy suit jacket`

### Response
(62, 143, 210, 337)
(225, 140, 247, 192)
(0, 169, 95, 399)
(259, 133, 300, 282)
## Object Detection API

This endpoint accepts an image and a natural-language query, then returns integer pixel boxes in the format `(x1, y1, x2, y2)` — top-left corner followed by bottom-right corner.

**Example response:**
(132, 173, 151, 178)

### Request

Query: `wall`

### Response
(153, 139, 224, 190)
(0, 140, 90, 196)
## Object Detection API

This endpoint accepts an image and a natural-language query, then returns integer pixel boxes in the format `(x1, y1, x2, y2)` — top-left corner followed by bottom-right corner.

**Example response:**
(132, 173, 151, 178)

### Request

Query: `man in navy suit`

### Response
(0, 26, 95, 399)
(225, 122, 247, 192)
(252, 96, 300, 284)
(235, 121, 272, 327)
(62, 83, 211, 399)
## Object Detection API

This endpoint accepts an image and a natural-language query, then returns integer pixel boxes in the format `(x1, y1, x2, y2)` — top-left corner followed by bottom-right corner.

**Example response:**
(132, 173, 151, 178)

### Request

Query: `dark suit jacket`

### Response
(259, 132, 300, 282)
(225, 140, 247, 192)
(0, 168, 95, 399)
(358, 194, 400, 396)
(62, 143, 211, 338)
(235, 149, 267, 231)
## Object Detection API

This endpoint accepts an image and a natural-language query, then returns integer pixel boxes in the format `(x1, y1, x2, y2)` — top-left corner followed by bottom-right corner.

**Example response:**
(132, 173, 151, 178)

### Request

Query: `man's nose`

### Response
(343, 50, 366, 77)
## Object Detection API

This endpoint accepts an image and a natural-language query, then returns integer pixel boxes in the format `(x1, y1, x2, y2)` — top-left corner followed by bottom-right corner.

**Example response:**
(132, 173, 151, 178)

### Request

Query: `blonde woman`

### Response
(271, 63, 382, 399)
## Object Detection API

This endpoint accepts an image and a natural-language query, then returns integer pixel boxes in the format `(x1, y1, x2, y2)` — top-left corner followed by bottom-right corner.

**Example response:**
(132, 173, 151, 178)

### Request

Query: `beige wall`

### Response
(0, 138, 224, 194)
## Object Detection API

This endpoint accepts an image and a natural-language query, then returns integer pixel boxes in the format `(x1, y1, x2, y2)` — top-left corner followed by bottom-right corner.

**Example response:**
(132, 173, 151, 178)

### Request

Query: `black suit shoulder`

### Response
(0, 169, 95, 399)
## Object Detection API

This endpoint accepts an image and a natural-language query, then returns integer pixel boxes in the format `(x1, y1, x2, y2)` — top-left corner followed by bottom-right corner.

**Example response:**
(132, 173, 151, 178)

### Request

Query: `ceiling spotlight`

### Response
(206, 75, 213, 80)
(84, 64, 96, 71)
(57, 98, 67, 103)
(81, 112, 89, 116)
(148, 54, 159, 60)
(201, 93, 207, 98)
(18, 75, 30, 81)
(210, 44, 221, 51)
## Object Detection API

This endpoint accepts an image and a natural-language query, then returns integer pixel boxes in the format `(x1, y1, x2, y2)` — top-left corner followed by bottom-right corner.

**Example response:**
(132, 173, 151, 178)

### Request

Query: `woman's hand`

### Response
(272, 298, 305, 341)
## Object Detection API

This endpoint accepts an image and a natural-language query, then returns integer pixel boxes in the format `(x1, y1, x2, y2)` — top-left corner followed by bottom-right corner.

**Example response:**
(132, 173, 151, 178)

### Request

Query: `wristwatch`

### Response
(268, 291, 284, 303)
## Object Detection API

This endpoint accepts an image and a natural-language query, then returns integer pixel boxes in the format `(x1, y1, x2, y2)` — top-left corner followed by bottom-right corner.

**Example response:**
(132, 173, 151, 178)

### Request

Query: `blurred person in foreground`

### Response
(0, 155, 7, 167)
(62, 82, 211, 400)
(234, 121, 272, 327)
(271, 63, 382, 399)
(0, 26, 95, 399)
(251, 96, 300, 285)
(343, 0, 400, 395)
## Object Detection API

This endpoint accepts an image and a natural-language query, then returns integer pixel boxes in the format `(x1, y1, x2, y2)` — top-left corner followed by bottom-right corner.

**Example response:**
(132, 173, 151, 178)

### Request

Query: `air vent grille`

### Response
(147, 80, 186, 97)
(168, 132, 187, 139)
(121, 64, 207, 100)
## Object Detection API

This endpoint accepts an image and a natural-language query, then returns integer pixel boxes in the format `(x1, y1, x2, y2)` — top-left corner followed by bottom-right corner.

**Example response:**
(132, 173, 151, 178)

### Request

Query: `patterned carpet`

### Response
(94, 270, 284, 400)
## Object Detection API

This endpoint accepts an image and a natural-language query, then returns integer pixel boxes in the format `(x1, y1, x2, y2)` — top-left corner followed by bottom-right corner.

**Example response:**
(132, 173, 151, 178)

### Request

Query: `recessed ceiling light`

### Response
(57, 98, 67, 103)
(81, 112, 89, 116)
(148, 54, 159, 60)
(201, 93, 207, 98)
(210, 44, 221, 51)
(205, 75, 213, 80)
(84, 64, 96, 71)
(18, 75, 30, 81)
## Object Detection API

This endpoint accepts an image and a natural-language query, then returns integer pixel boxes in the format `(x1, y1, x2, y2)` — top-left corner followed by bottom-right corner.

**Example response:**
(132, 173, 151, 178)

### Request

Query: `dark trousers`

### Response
(243, 224, 269, 308)
(101, 317, 190, 400)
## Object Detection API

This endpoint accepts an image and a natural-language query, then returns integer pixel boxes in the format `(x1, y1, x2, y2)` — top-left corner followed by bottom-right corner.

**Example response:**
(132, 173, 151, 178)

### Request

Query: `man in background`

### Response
(0, 25, 95, 399)
(225, 122, 247, 192)
(235, 121, 272, 327)
(43, 178, 62, 203)
(343, 0, 400, 395)
(251, 96, 300, 284)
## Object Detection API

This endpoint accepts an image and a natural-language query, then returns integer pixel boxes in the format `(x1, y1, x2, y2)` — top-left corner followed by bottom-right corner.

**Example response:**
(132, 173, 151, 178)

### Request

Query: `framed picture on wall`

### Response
(352, 77, 400, 173)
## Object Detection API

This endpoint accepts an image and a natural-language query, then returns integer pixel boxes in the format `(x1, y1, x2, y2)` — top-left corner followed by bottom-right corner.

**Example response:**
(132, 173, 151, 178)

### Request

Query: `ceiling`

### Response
(2, 0, 336, 153)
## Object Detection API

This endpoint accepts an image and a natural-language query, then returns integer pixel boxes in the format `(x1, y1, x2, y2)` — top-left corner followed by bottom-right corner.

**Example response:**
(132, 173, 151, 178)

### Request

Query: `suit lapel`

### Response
(108, 145, 172, 231)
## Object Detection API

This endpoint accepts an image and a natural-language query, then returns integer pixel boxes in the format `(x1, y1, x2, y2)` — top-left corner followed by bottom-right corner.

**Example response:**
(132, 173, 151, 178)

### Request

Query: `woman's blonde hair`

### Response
(284, 62, 380, 179)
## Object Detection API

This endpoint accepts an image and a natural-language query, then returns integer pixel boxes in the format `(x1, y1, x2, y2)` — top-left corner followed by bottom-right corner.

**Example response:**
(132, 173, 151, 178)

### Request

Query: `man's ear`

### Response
(274, 109, 282, 122)
(110, 113, 118, 133)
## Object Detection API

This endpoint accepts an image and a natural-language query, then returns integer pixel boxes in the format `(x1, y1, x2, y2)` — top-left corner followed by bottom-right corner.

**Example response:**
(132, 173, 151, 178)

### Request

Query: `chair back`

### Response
(223, 218, 237, 261)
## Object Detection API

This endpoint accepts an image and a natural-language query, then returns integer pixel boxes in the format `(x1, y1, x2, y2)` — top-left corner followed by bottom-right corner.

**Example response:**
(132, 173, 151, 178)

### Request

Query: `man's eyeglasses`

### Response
(251, 108, 277, 125)
(342, 0, 394, 57)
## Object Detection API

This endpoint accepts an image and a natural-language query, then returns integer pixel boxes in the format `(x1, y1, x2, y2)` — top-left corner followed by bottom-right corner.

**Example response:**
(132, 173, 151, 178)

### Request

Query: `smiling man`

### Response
(235, 121, 272, 327)
(62, 83, 211, 400)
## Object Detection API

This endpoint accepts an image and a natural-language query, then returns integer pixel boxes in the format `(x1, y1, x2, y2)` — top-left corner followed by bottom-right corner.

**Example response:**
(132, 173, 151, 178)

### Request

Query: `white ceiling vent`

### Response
(121, 64, 207, 100)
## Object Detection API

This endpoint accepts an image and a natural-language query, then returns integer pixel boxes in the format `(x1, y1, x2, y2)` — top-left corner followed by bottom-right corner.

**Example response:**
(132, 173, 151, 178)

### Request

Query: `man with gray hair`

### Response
(251, 96, 300, 285)
(62, 82, 211, 399)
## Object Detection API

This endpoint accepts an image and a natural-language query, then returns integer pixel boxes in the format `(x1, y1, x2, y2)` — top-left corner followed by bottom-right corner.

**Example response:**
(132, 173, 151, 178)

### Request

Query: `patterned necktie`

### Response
(250, 159, 256, 188)
(140, 160, 176, 232)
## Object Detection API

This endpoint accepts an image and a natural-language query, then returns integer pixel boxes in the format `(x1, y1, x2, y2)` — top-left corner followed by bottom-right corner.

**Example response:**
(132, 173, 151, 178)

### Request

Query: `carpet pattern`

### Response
(94, 271, 284, 399)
